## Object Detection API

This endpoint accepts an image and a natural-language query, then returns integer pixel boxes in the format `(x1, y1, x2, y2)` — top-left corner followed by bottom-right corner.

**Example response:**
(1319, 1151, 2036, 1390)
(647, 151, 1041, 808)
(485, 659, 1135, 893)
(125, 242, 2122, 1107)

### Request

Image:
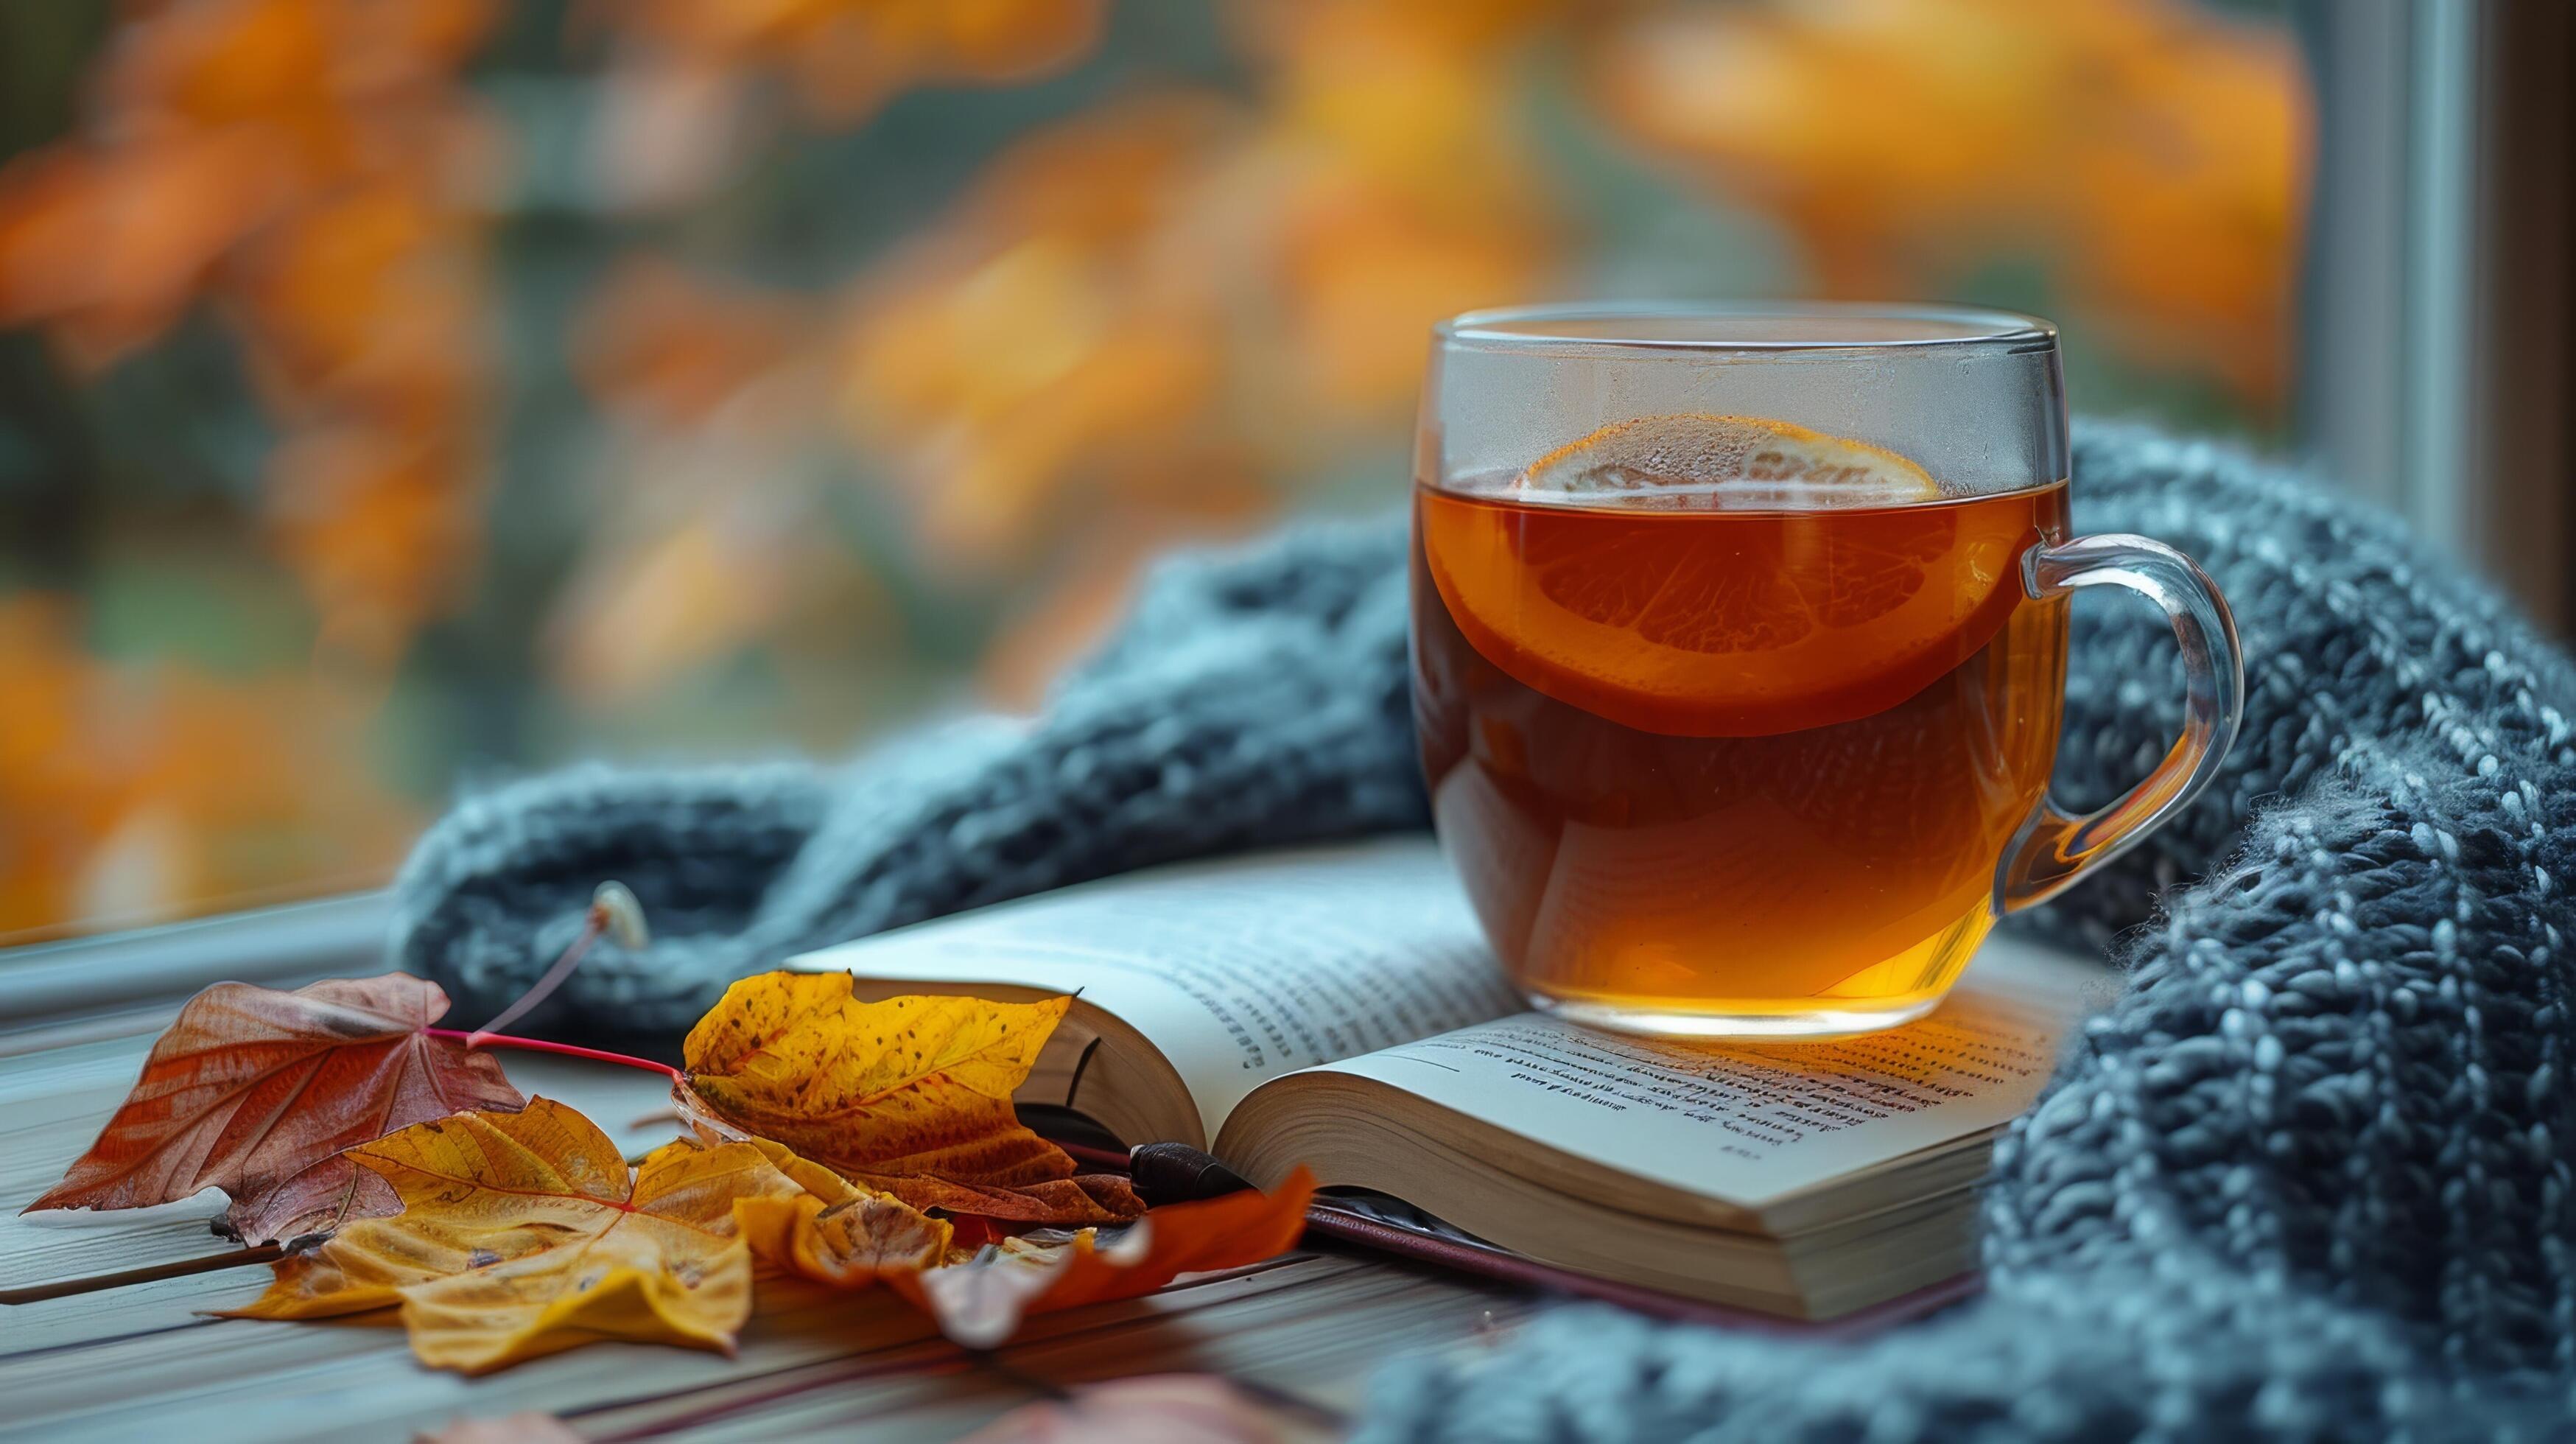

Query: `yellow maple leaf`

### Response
(222, 1097, 804, 1374)
(679, 975, 1145, 1225)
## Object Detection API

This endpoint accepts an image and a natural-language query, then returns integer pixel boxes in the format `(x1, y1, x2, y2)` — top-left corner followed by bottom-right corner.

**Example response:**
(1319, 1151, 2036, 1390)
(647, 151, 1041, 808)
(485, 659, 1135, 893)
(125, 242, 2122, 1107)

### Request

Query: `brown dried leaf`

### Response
(729, 1138, 954, 1287)
(894, 1168, 1316, 1349)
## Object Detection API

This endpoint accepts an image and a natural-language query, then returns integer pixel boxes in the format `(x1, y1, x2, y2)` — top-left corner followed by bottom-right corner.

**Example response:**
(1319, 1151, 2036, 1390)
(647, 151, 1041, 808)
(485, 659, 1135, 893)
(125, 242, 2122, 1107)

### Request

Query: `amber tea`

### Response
(1414, 306, 2242, 1041)
(1413, 416, 2072, 1035)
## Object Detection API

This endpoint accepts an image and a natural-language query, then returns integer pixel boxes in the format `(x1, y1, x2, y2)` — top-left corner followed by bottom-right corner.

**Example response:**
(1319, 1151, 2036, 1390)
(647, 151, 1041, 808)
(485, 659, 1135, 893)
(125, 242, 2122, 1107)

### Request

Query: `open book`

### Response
(790, 839, 2108, 1319)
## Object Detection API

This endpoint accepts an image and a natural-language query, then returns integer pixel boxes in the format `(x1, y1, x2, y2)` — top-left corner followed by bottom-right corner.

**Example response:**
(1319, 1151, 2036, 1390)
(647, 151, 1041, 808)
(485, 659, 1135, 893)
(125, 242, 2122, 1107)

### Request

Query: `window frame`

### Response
(0, 891, 389, 1046)
(2297, 0, 2576, 633)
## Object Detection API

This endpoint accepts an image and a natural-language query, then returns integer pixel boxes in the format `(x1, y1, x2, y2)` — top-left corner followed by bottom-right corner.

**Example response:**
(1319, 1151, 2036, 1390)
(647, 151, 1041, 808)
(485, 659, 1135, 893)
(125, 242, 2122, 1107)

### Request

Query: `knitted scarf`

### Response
(393, 422, 2576, 1440)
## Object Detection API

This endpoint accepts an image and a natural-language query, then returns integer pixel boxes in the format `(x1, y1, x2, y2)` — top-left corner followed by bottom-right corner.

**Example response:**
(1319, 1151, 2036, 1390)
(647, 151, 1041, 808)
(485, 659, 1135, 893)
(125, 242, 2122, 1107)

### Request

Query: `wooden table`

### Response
(0, 900, 1536, 1443)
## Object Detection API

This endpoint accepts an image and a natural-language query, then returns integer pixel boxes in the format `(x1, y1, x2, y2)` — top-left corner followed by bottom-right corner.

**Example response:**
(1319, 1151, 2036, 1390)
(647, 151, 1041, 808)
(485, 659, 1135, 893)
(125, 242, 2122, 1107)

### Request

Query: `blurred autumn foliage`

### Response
(0, 0, 2308, 935)
(0, 0, 503, 662)
(1591, 0, 2306, 406)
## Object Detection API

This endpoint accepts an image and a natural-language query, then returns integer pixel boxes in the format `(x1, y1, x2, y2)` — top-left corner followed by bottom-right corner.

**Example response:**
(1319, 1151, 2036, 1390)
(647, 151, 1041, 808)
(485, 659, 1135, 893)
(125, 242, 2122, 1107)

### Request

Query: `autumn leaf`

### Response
(28, 973, 523, 1244)
(730, 1138, 955, 1287)
(678, 974, 1144, 1225)
(413, 1416, 586, 1444)
(223, 1098, 804, 1375)
(955, 1375, 1290, 1444)
(892, 1168, 1315, 1349)
(225, 1156, 414, 1250)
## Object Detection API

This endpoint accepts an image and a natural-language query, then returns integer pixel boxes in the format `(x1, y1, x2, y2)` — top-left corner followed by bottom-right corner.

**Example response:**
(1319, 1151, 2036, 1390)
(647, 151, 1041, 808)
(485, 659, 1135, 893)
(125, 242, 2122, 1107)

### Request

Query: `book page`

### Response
(790, 839, 1520, 1140)
(1311, 936, 2103, 1209)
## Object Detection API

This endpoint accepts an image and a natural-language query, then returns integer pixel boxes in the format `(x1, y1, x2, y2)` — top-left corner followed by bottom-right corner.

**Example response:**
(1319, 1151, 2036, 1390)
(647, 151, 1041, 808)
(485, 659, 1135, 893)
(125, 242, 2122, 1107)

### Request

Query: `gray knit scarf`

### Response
(393, 421, 2576, 1440)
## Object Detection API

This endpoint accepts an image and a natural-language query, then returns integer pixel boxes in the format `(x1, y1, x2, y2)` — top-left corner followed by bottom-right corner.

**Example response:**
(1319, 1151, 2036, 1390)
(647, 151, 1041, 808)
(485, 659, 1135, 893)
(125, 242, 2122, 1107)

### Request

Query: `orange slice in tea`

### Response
(1419, 414, 2032, 736)
(1519, 413, 1937, 508)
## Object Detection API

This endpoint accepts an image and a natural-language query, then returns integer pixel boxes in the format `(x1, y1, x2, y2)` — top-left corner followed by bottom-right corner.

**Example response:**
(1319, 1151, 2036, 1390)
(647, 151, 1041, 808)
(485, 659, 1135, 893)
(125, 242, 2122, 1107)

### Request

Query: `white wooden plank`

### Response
(6, 1254, 1481, 1441)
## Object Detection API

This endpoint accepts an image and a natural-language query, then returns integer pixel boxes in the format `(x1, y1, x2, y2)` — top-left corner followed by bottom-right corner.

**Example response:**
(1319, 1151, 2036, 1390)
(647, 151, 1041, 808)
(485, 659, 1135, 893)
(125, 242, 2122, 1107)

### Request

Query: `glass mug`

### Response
(1409, 304, 2243, 1040)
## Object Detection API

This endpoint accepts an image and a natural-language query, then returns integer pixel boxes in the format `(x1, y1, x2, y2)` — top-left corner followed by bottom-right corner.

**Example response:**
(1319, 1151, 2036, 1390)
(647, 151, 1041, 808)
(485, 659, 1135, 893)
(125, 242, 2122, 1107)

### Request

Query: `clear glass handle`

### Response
(1996, 533, 2245, 911)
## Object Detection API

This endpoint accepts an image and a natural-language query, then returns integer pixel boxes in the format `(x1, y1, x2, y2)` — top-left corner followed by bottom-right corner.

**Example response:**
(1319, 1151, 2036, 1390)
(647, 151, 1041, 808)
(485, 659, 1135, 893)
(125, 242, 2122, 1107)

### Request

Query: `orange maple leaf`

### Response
(26, 972, 523, 1244)
(891, 1167, 1316, 1348)
(223, 1098, 805, 1374)
(678, 973, 1145, 1225)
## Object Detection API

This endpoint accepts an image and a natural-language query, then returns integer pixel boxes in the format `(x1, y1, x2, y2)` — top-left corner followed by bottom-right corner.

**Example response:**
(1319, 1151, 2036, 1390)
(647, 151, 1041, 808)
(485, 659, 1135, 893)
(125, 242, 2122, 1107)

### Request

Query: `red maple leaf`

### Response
(27, 974, 523, 1243)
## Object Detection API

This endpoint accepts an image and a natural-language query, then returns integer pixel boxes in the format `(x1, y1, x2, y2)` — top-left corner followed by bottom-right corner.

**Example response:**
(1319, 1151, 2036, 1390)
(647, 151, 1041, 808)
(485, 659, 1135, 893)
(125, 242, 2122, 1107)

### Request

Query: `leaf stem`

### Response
(0, 1246, 282, 1306)
(465, 923, 597, 1047)
(463, 881, 651, 1048)
(427, 1028, 680, 1082)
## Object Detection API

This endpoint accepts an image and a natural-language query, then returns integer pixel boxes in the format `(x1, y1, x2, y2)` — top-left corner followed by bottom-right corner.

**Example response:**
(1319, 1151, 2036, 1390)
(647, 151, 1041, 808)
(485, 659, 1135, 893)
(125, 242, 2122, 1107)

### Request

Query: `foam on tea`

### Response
(1413, 413, 2068, 1030)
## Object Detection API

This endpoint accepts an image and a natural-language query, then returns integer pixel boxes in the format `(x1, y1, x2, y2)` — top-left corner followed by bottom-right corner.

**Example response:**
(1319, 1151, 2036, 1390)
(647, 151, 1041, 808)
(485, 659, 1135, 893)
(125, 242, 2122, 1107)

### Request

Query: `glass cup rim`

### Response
(1435, 301, 2058, 357)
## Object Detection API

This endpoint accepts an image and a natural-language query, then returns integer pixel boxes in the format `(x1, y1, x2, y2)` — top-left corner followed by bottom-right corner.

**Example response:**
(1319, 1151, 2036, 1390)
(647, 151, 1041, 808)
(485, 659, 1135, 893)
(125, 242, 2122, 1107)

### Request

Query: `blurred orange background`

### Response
(0, 0, 2309, 936)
